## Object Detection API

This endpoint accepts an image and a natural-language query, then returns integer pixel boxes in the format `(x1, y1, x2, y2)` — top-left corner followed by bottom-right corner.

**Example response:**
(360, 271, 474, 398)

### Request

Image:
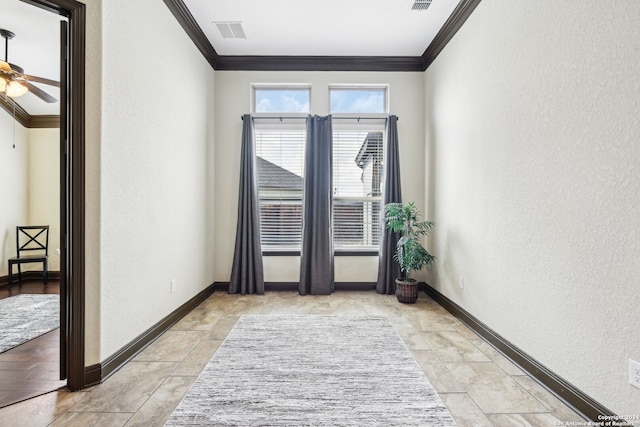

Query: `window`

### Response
(255, 125, 306, 251)
(253, 84, 389, 253)
(253, 86, 310, 113)
(253, 85, 309, 252)
(331, 86, 387, 252)
(333, 128, 384, 251)
(329, 86, 387, 114)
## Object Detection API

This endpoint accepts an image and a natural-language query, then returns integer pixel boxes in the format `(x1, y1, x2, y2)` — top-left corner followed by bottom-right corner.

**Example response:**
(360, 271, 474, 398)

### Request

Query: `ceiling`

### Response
(182, 0, 461, 57)
(1, 0, 476, 118)
(1, 1, 62, 117)
(171, 0, 480, 71)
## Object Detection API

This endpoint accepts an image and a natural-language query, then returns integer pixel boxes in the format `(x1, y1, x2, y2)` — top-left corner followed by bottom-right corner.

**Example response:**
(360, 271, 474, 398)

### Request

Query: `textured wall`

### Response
(0, 114, 28, 276)
(27, 128, 60, 272)
(98, 0, 215, 360)
(425, 0, 640, 415)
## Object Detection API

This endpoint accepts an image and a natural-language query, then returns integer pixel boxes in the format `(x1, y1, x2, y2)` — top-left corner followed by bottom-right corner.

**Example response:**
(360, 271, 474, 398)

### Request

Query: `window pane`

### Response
(333, 130, 384, 250)
(330, 89, 386, 114)
(256, 129, 306, 250)
(254, 88, 310, 113)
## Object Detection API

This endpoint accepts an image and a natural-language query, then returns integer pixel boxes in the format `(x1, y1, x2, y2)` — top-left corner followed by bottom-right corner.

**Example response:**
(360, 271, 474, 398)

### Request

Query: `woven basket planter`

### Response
(395, 278, 418, 304)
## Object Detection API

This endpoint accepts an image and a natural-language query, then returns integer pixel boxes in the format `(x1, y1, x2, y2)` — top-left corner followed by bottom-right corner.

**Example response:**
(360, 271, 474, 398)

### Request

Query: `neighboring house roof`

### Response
(257, 157, 304, 191)
(355, 132, 383, 169)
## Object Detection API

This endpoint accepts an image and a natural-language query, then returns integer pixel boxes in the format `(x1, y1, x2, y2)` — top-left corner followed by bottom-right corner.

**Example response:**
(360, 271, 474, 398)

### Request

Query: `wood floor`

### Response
(0, 280, 65, 408)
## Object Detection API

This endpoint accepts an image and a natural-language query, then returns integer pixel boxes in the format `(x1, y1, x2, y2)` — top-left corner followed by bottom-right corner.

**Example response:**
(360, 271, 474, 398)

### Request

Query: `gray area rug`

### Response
(166, 315, 457, 426)
(0, 294, 60, 353)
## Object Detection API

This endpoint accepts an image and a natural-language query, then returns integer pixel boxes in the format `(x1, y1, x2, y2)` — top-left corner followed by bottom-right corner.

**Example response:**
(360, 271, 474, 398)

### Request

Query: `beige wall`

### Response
(425, 0, 640, 414)
(81, 0, 216, 362)
(0, 120, 56, 276)
(0, 113, 28, 276)
(214, 71, 426, 284)
(27, 128, 60, 272)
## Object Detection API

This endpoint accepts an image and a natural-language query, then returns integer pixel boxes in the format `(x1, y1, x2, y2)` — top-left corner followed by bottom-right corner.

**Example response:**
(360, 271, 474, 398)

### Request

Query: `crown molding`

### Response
(31, 114, 60, 128)
(215, 56, 425, 72)
(164, 0, 482, 72)
(0, 96, 31, 128)
(0, 96, 60, 128)
(162, 0, 220, 69)
(421, 0, 482, 69)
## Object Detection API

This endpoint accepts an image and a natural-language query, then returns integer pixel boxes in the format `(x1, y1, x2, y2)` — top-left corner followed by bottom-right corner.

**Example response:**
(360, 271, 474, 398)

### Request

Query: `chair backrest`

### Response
(16, 225, 49, 258)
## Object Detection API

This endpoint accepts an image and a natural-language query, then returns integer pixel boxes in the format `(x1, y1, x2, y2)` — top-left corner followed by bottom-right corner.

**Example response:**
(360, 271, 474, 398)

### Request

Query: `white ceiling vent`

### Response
(213, 22, 247, 39)
(411, 0, 432, 10)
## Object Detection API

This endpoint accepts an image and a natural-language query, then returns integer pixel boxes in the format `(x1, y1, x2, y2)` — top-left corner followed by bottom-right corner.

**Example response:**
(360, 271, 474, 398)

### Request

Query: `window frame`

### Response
(328, 84, 389, 116)
(251, 84, 312, 115)
(332, 120, 386, 254)
(251, 83, 390, 256)
(254, 119, 307, 254)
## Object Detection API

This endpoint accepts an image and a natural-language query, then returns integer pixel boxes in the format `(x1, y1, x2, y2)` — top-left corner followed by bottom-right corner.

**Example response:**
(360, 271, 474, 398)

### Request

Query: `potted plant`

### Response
(383, 202, 435, 303)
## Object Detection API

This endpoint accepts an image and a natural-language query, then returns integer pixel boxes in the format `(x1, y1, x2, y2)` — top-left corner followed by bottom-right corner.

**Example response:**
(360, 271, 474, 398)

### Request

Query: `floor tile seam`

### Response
(462, 380, 553, 416)
(167, 374, 199, 379)
(510, 374, 587, 421)
(439, 391, 494, 424)
(169, 327, 217, 332)
(64, 409, 136, 415)
(482, 409, 556, 415)
(509, 374, 556, 413)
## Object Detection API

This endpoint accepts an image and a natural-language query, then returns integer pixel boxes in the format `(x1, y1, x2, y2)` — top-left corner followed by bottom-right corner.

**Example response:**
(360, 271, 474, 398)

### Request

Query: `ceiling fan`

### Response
(0, 28, 59, 103)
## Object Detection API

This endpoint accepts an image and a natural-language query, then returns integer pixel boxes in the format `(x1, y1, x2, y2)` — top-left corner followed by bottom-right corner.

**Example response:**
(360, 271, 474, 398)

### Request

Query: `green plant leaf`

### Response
(383, 202, 436, 278)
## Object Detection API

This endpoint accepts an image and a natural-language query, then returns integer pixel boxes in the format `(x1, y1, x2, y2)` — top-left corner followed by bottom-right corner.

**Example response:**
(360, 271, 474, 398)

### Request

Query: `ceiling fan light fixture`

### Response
(0, 77, 6, 92)
(6, 80, 27, 97)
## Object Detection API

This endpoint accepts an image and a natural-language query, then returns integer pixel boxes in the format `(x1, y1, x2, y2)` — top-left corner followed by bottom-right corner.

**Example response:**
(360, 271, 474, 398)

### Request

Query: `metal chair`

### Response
(7, 225, 49, 290)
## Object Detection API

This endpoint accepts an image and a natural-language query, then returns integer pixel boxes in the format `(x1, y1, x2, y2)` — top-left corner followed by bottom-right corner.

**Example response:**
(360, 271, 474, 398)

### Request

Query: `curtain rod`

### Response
(241, 115, 396, 122)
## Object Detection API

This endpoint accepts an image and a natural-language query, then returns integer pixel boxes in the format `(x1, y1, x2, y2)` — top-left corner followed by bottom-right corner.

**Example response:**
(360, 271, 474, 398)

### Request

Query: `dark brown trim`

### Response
(67, 0, 86, 391)
(335, 250, 379, 257)
(84, 284, 216, 387)
(263, 251, 379, 257)
(0, 271, 61, 287)
(30, 115, 60, 128)
(213, 281, 376, 292)
(162, 0, 219, 69)
(262, 251, 300, 257)
(0, 94, 60, 128)
(421, 283, 616, 422)
(21, 0, 87, 392)
(0, 96, 31, 128)
(215, 56, 425, 72)
(213, 281, 230, 292)
(421, 0, 483, 69)
(163, 0, 481, 72)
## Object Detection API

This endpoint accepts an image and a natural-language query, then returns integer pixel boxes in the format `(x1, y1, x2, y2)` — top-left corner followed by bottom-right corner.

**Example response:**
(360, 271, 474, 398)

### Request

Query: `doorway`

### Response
(18, 0, 86, 392)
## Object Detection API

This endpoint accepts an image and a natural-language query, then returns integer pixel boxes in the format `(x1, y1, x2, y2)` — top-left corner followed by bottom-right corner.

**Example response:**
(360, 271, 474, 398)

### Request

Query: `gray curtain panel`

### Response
(299, 115, 334, 295)
(377, 115, 403, 295)
(229, 114, 265, 295)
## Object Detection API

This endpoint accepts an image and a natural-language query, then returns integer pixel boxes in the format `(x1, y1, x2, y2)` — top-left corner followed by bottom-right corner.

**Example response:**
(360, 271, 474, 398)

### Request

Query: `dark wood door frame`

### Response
(19, 0, 86, 391)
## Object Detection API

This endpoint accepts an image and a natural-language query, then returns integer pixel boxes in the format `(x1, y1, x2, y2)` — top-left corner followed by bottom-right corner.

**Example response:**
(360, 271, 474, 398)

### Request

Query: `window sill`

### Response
(262, 251, 379, 257)
(334, 250, 379, 256)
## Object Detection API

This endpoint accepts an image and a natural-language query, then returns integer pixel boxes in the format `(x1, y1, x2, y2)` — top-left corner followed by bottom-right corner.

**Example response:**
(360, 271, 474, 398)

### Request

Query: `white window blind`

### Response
(255, 127, 306, 251)
(333, 128, 385, 251)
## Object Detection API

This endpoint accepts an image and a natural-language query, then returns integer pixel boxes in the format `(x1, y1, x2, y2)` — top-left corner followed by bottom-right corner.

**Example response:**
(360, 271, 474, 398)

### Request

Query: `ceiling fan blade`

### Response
(22, 80, 58, 103)
(24, 74, 60, 88)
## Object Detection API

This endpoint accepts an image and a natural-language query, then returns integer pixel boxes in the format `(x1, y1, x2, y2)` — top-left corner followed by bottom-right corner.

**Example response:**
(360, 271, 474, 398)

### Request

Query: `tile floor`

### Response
(0, 291, 587, 426)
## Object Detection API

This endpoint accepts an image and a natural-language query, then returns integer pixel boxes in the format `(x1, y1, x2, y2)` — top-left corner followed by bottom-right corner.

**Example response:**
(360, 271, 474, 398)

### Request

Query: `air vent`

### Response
(411, 0, 432, 10)
(213, 22, 246, 39)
